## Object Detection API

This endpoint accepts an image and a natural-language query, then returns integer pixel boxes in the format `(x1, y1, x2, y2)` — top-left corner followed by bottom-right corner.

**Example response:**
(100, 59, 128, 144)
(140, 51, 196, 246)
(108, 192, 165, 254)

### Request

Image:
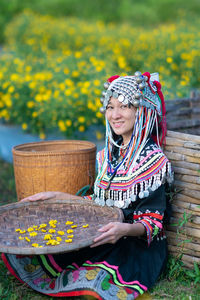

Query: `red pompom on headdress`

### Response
(153, 80, 167, 146)
(107, 75, 120, 83)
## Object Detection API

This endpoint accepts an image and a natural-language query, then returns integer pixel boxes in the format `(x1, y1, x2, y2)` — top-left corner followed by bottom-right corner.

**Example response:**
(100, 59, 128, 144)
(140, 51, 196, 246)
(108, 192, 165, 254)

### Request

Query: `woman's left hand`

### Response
(91, 222, 127, 248)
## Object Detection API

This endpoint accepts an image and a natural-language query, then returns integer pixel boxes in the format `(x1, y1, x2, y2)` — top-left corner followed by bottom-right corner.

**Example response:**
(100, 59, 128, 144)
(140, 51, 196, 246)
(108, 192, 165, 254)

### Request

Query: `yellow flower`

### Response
(27, 227, 34, 232)
(27, 101, 35, 108)
(25, 237, 31, 242)
(65, 239, 72, 243)
(56, 236, 62, 242)
(44, 234, 53, 240)
(10, 74, 19, 81)
(41, 229, 47, 232)
(93, 80, 100, 86)
(58, 120, 67, 132)
(57, 231, 65, 236)
(29, 81, 36, 89)
(19, 236, 24, 240)
(39, 224, 47, 229)
(65, 221, 74, 225)
(67, 229, 73, 234)
(49, 229, 56, 234)
(78, 116, 85, 123)
(64, 67, 69, 74)
(22, 123, 28, 130)
(166, 57, 173, 63)
(46, 239, 60, 246)
(15, 228, 21, 232)
(32, 111, 38, 118)
(29, 232, 38, 237)
(65, 120, 72, 127)
(8, 86, 15, 93)
(32, 243, 40, 248)
(78, 125, 85, 132)
(67, 235, 74, 238)
(96, 131, 103, 140)
(72, 71, 79, 77)
(75, 51, 82, 58)
(71, 225, 77, 228)
(39, 132, 46, 140)
(82, 224, 89, 228)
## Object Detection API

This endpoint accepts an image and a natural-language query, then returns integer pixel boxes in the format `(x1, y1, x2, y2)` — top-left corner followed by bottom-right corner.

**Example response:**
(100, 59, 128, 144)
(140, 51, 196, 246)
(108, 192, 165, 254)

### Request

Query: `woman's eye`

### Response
(107, 106, 113, 110)
(121, 105, 128, 109)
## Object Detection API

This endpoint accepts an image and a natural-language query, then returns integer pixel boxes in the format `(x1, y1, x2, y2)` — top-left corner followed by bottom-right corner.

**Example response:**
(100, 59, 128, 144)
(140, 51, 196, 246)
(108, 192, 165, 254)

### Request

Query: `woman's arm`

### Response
(91, 221, 145, 248)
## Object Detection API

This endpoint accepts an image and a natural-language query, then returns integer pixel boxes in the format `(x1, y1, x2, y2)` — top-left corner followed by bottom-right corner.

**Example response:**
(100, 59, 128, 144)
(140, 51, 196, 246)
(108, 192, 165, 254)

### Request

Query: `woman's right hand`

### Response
(20, 191, 59, 202)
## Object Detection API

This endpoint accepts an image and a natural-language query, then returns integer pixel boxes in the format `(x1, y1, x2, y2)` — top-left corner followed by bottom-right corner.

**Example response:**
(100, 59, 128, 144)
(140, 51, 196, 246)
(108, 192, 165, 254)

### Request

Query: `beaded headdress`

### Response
(100, 71, 166, 147)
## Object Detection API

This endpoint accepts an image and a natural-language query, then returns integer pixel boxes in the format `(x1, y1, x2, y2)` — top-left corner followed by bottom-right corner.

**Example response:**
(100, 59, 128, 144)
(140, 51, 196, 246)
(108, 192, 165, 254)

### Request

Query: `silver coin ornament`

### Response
(100, 107, 106, 114)
(136, 76, 143, 84)
(105, 199, 114, 207)
(138, 83, 145, 90)
(133, 99, 140, 107)
(118, 94, 124, 102)
(113, 91, 118, 99)
(135, 92, 141, 99)
(104, 82, 109, 89)
(134, 71, 142, 77)
(107, 90, 112, 97)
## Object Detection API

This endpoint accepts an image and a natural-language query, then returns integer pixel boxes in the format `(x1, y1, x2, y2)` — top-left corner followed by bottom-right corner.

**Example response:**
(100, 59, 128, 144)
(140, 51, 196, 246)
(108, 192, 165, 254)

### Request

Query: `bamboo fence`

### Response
(165, 130, 200, 268)
(165, 94, 200, 135)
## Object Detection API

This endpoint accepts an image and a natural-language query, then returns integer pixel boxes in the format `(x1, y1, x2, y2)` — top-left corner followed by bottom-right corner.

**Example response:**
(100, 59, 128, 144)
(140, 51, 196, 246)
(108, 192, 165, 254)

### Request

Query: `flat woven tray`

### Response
(0, 199, 123, 255)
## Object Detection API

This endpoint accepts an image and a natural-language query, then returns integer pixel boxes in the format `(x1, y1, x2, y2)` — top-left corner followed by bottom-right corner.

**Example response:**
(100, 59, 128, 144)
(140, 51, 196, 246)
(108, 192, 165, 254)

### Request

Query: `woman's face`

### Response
(106, 96, 137, 145)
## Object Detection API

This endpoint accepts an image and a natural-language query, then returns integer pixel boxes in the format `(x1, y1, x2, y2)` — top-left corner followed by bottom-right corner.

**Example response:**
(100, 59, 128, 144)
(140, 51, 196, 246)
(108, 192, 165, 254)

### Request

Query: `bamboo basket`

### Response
(165, 130, 200, 268)
(12, 140, 96, 201)
(0, 198, 123, 255)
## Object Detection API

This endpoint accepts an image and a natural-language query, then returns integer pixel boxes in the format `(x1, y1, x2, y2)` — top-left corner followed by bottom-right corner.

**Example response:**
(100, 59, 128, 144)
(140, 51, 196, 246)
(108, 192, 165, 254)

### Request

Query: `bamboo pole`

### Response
(173, 166, 199, 177)
(178, 189, 200, 201)
(167, 130, 200, 143)
(167, 224, 200, 238)
(174, 193, 200, 205)
(171, 199, 200, 213)
(167, 235, 200, 253)
(165, 145, 200, 158)
(174, 180, 200, 192)
(171, 207, 200, 220)
(169, 160, 200, 172)
(175, 174, 200, 185)
(165, 137, 200, 150)
(170, 215, 200, 229)
(166, 230, 200, 244)
(167, 248, 200, 268)
(168, 245, 200, 259)
(165, 151, 200, 164)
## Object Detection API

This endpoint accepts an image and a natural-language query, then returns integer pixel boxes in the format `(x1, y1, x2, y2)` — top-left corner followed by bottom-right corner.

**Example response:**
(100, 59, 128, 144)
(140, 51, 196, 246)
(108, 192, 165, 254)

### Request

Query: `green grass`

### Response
(0, 158, 199, 299)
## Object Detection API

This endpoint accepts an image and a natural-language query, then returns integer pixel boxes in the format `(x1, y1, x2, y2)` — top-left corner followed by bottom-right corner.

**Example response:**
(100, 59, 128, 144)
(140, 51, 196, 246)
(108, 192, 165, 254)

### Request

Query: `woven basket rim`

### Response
(0, 199, 123, 255)
(12, 140, 97, 156)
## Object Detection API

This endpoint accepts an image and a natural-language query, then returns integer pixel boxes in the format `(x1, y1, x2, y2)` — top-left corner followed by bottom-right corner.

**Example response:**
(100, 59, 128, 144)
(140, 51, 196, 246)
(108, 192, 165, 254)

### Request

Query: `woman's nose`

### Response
(112, 108, 121, 119)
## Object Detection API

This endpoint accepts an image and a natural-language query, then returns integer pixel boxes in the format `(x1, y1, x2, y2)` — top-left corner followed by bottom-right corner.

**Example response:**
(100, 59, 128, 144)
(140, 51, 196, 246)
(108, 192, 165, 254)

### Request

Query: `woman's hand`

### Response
(91, 222, 127, 248)
(20, 191, 59, 202)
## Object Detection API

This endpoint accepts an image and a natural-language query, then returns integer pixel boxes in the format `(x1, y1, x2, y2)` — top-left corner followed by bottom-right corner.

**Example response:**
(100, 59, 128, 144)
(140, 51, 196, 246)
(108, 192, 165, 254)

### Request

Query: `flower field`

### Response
(0, 11, 200, 139)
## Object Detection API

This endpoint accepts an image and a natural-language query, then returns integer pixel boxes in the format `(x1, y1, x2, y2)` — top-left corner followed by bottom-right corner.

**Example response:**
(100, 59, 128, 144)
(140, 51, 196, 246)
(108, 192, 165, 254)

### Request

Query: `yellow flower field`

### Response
(0, 11, 199, 138)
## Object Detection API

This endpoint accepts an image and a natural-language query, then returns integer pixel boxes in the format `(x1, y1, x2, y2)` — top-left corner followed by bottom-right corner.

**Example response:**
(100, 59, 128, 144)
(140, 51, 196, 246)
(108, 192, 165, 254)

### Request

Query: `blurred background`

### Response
(0, 0, 199, 141)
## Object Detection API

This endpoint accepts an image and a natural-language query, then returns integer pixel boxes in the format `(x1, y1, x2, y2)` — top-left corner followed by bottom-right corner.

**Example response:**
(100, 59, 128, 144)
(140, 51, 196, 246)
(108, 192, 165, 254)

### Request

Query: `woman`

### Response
(2, 71, 173, 299)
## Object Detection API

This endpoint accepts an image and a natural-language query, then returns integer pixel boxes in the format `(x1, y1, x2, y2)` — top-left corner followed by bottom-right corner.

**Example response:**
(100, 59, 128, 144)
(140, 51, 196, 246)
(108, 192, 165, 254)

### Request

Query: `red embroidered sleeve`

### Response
(133, 211, 164, 246)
